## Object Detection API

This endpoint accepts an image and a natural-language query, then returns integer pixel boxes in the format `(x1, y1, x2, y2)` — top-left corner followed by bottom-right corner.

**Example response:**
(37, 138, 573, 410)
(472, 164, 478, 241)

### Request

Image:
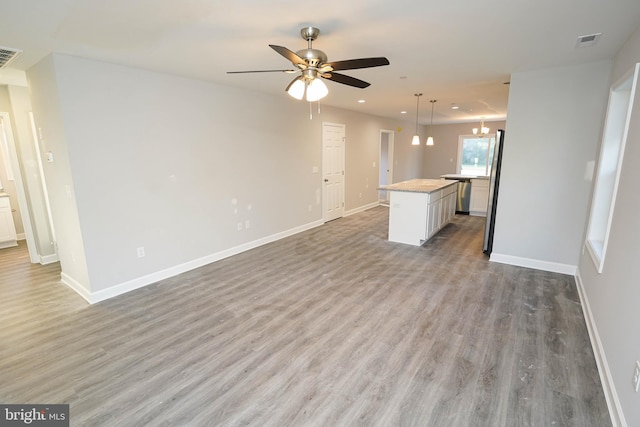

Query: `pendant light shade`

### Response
(472, 118, 490, 136)
(286, 71, 329, 102)
(306, 78, 328, 102)
(412, 93, 422, 145)
(427, 99, 436, 146)
(287, 78, 306, 100)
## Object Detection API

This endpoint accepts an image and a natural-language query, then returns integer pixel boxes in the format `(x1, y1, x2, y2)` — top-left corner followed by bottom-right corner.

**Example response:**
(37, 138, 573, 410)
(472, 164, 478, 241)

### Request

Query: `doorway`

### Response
(0, 111, 56, 265)
(379, 130, 394, 204)
(322, 122, 345, 222)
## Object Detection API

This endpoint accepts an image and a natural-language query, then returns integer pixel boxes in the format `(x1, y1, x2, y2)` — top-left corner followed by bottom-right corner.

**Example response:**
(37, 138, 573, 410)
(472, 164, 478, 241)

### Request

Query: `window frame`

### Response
(585, 63, 639, 273)
(456, 134, 496, 176)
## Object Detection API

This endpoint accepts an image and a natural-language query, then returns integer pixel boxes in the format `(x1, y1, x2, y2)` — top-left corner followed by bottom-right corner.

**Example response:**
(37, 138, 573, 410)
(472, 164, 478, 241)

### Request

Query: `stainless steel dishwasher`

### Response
(455, 179, 472, 214)
(441, 176, 472, 214)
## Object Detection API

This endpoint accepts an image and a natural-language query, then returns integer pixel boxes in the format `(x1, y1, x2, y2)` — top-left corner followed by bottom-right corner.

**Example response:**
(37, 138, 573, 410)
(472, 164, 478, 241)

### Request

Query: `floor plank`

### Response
(0, 207, 611, 426)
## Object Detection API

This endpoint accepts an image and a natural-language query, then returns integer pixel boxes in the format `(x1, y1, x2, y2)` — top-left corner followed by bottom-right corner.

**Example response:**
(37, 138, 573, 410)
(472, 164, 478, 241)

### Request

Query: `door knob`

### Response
(324, 179, 329, 182)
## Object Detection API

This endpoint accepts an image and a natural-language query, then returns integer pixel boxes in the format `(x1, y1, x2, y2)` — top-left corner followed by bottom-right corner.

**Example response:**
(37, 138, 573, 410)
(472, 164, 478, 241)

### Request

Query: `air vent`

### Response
(0, 46, 23, 69)
(576, 33, 602, 48)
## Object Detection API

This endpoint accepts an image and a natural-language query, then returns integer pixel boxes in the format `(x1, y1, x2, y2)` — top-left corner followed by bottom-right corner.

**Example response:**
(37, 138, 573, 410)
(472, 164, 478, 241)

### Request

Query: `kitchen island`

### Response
(379, 179, 458, 246)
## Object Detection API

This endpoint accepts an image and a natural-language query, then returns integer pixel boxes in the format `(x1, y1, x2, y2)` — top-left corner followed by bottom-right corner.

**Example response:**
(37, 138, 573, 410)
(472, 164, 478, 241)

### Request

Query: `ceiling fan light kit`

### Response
(228, 27, 389, 105)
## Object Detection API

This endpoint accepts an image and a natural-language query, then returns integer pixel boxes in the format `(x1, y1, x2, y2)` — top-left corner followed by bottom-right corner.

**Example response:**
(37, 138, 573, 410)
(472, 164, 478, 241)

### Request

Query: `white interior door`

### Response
(379, 130, 394, 203)
(322, 122, 345, 222)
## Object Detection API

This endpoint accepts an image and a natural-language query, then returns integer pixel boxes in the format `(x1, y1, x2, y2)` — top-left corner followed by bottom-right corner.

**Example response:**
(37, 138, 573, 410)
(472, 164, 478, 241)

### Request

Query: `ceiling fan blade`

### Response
(227, 69, 296, 74)
(269, 45, 307, 66)
(324, 72, 370, 89)
(324, 57, 390, 71)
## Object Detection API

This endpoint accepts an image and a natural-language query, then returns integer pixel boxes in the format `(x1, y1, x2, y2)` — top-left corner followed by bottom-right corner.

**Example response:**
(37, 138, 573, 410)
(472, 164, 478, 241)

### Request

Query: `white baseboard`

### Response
(17, 233, 26, 240)
(85, 219, 325, 304)
(40, 253, 59, 265)
(489, 252, 577, 275)
(345, 201, 380, 217)
(61, 272, 92, 303)
(575, 271, 627, 427)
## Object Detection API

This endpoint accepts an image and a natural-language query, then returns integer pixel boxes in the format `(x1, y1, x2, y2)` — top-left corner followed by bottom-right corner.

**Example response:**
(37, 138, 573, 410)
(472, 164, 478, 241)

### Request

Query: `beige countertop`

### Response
(441, 173, 489, 180)
(378, 178, 457, 194)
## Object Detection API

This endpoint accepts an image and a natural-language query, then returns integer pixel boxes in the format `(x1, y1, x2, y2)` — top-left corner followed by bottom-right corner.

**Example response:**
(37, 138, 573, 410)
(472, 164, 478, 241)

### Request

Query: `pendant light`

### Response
(472, 118, 490, 136)
(411, 93, 422, 145)
(426, 99, 437, 146)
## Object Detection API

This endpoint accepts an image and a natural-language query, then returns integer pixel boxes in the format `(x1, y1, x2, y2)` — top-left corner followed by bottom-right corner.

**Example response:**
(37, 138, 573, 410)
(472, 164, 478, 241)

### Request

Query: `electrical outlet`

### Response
(633, 361, 640, 392)
(237, 222, 243, 231)
(245, 220, 250, 229)
(137, 247, 145, 258)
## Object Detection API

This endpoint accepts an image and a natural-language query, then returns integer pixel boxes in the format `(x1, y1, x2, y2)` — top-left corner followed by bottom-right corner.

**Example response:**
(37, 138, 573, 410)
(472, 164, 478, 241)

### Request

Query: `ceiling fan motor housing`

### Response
(296, 48, 327, 68)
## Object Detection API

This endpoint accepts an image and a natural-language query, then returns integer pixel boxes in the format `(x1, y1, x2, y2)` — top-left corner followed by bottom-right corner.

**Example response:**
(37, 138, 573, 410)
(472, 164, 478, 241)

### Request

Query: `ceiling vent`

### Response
(0, 46, 23, 69)
(576, 33, 602, 48)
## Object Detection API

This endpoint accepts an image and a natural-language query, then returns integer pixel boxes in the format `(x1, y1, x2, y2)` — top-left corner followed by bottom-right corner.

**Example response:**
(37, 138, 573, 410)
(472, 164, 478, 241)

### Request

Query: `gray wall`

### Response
(492, 60, 611, 270)
(27, 53, 423, 298)
(578, 24, 640, 426)
(422, 121, 507, 178)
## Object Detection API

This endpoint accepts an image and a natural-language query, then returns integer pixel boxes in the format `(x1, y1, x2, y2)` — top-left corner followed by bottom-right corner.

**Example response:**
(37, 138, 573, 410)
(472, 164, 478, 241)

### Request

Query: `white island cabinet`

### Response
(0, 193, 18, 249)
(379, 179, 457, 246)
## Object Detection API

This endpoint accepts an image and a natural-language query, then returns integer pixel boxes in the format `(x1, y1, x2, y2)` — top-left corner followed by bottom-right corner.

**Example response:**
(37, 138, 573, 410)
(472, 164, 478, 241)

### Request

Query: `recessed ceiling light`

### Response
(358, 99, 366, 103)
(451, 104, 459, 110)
(401, 111, 407, 114)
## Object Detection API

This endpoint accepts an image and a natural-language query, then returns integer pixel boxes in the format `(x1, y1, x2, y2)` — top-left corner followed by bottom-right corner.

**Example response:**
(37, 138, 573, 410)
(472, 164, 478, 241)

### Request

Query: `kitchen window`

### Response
(457, 134, 496, 176)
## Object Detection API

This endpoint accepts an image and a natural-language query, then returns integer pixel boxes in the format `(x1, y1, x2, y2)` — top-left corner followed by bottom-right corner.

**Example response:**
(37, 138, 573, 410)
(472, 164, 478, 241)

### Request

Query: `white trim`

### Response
(0, 112, 39, 263)
(345, 201, 380, 217)
(79, 219, 325, 304)
(489, 252, 577, 275)
(16, 232, 26, 240)
(61, 272, 92, 303)
(575, 271, 627, 427)
(0, 240, 18, 249)
(585, 64, 639, 273)
(40, 253, 59, 264)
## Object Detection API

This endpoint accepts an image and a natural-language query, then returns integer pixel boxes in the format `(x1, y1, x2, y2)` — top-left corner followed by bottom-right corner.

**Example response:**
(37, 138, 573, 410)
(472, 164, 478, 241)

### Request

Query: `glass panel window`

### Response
(586, 63, 638, 273)
(457, 135, 496, 176)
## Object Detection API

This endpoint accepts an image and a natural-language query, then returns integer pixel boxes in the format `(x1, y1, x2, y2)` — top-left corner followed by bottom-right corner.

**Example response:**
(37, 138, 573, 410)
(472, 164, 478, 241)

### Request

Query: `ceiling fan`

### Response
(227, 27, 390, 102)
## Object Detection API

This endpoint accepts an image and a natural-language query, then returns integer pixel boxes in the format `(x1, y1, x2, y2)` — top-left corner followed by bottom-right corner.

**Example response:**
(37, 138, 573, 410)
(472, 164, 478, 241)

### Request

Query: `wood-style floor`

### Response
(0, 207, 611, 426)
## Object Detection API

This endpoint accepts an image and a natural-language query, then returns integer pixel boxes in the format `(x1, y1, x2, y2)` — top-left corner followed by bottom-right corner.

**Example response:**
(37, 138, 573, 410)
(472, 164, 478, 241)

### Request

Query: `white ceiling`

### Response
(1, 0, 640, 125)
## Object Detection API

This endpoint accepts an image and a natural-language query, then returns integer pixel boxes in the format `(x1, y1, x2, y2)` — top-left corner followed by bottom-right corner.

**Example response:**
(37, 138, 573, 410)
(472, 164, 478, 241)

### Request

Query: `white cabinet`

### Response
(387, 182, 457, 246)
(470, 178, 489, 216)
(0, 196, 18, 249)
(427, 190, 442, 239)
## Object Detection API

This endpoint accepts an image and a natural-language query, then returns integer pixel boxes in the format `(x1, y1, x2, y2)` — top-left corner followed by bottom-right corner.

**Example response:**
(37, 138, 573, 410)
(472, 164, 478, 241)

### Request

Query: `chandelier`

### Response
(472, 118, 490, 136)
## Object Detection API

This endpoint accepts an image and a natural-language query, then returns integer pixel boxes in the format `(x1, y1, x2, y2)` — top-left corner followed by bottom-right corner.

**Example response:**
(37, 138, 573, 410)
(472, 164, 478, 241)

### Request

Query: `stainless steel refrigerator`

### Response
(483, 129, 505, 254)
